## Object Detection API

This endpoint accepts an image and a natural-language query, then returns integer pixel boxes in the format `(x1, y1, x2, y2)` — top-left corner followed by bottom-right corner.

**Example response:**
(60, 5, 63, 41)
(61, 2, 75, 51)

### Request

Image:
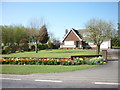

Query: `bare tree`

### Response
(85, 18, 114, 54)
(29, 18, 45, 29)
(48, 31, 57, 42)
(27, 17, 45, 53)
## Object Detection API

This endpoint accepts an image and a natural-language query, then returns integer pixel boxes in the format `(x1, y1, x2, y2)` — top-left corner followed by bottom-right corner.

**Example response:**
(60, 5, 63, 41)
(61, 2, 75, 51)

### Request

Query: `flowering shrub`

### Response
(72, 56, 107, 65)
(73, 57, 86, 65)
(85, 57, 107, 65)
(1, 56, 107, 65)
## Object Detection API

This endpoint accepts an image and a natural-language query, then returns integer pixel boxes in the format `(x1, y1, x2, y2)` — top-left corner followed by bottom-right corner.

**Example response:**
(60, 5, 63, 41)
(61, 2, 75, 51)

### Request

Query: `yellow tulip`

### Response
(104, 62, 106, 64)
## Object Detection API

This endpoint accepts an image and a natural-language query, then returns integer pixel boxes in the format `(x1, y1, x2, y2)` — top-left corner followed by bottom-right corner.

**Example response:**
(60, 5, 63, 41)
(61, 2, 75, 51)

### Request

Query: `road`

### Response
(1, 60, 118, 88)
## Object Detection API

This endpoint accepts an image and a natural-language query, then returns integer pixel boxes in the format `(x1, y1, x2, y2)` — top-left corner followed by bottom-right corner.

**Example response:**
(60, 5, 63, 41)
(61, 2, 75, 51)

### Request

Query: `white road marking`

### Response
(94, 82, 119, 85)
(35, 79, 62, 83)
(0, 78, 21, 80)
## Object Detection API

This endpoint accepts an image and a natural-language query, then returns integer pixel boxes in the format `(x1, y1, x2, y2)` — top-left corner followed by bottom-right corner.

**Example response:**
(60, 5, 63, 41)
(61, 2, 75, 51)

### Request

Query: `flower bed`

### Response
(1, 56, 107, 65)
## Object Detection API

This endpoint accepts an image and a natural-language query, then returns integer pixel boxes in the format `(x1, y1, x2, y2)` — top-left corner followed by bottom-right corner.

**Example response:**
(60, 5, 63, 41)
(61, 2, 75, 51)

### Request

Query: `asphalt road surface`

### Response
(1, 60, 119, 88)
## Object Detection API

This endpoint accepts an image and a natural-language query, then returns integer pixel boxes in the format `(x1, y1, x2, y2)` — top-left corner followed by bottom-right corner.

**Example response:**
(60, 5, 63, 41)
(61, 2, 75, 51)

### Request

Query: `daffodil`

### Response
(80, 58, 83, 61)
(104, 62, 106, 64)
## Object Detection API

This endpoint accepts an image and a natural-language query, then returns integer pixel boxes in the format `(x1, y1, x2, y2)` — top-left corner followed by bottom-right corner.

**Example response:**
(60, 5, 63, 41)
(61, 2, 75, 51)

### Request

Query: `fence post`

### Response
(102, 50, 107, 60)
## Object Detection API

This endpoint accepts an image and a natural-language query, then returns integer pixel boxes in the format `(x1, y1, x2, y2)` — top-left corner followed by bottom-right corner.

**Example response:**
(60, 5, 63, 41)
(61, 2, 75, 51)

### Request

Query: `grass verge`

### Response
(1, 65, 98, 75)
(2, 49, 96, 57)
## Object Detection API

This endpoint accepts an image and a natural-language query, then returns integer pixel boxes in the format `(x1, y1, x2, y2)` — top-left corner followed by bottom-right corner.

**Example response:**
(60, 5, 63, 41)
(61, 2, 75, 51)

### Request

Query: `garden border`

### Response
(1, 54, 107, 65)
(71, 55, 102, 60)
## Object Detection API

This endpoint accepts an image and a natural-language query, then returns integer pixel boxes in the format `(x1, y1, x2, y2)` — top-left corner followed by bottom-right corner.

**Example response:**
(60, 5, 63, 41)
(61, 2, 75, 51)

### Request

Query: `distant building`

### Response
(60, 28, 111, 49)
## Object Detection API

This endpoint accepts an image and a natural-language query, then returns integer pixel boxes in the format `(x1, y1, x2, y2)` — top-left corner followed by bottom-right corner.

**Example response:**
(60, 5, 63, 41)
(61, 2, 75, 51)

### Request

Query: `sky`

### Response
(1, 2, 118, 41)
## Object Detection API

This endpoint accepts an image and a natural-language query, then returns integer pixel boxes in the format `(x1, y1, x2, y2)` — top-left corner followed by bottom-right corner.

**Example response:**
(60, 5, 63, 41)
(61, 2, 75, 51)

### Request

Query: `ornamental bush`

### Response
(2, 46, 11, 54)
(84, 57, 107, 65)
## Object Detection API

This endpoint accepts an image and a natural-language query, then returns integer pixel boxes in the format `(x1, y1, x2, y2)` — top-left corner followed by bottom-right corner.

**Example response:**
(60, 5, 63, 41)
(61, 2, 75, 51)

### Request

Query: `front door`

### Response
(76, 41, 80, 48)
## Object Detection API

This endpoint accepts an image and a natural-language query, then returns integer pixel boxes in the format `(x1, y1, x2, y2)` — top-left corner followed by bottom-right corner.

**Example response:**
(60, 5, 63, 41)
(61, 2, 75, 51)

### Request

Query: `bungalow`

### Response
(60, 28, 111, 49)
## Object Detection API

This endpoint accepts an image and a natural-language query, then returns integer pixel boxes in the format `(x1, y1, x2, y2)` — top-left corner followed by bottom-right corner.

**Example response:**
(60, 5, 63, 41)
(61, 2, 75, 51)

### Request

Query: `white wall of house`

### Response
(88, 40, 111, 49)
(60, 40, 111, 49)
(100, 40, 111, 49)
(60, 45, 76, 48)
(64, 41, 74, 45)
(60, 41, 76, 48)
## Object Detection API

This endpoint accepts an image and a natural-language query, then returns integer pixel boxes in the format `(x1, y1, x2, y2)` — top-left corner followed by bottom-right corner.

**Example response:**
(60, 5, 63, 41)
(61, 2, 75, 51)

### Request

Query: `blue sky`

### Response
(1, 2, 118, 40)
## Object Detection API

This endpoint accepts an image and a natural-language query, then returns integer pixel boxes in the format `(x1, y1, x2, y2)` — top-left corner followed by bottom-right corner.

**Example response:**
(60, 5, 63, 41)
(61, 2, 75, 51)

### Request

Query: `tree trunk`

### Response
(35, 42, 38, 53)
(97, 44, 100, 55)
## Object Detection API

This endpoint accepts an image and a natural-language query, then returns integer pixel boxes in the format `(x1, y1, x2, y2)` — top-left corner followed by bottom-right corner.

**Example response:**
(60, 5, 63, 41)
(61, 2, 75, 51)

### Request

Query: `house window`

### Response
(64, 41, 74, 45)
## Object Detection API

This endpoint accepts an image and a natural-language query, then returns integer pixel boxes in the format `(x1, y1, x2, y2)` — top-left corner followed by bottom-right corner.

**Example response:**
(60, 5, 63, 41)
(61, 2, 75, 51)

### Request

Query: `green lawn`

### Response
(2, 49, 96, 57)
(1, 65, 98, 75)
